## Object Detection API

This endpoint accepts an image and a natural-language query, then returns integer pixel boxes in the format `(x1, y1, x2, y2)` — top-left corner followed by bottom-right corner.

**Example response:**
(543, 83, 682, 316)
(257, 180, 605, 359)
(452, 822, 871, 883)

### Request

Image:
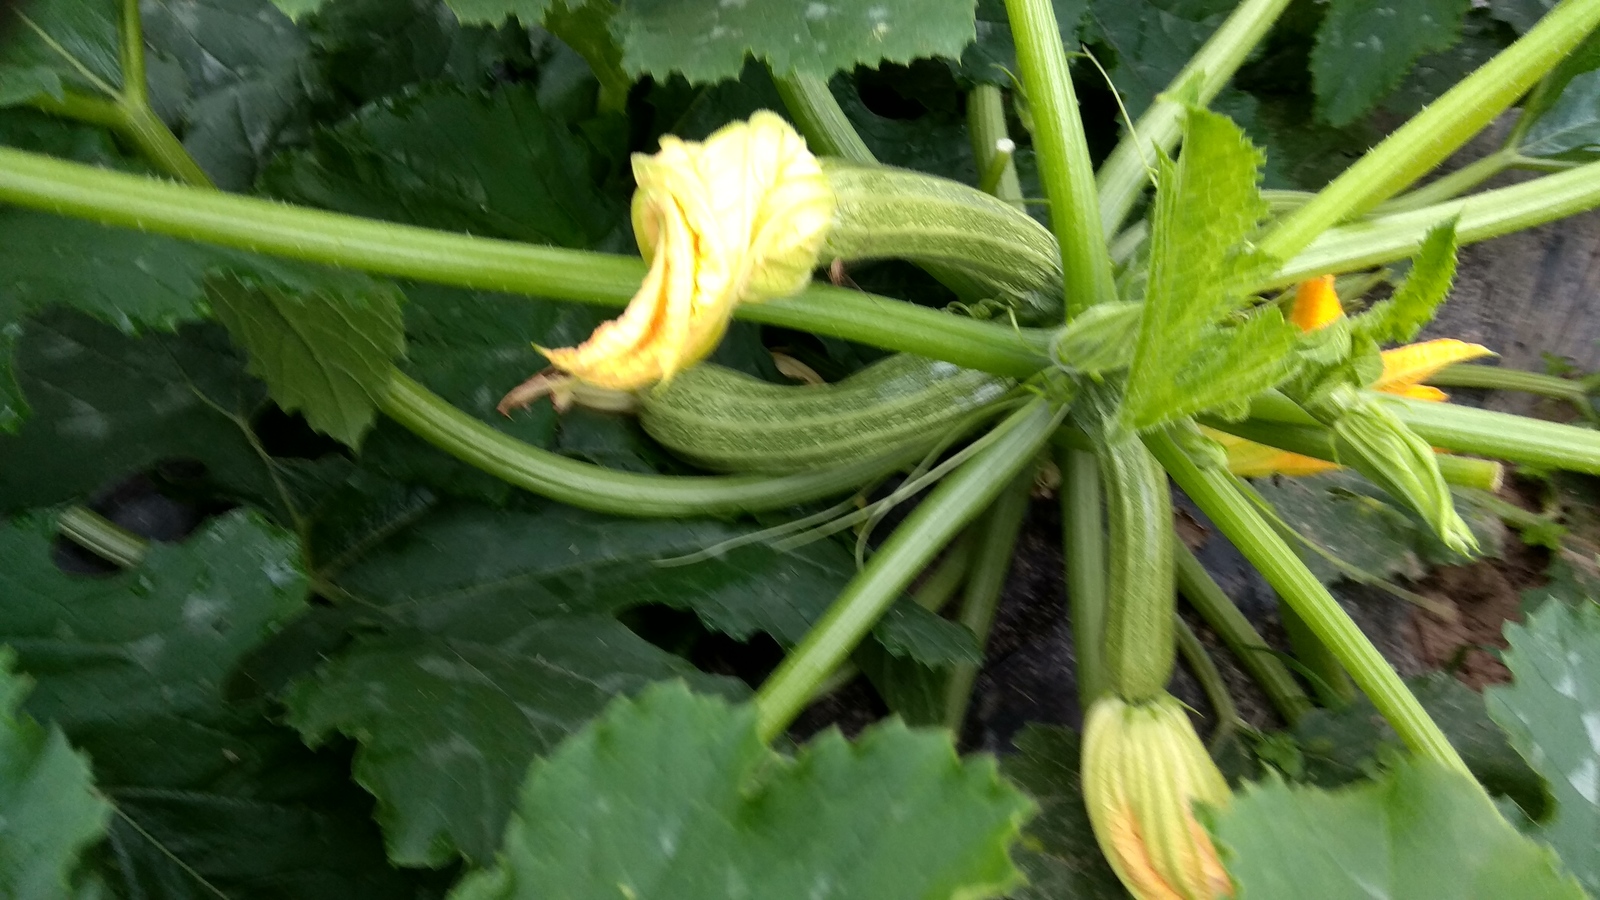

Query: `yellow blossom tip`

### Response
(1374, 339, 1495, 396)
(1290, 274, 1343, 332)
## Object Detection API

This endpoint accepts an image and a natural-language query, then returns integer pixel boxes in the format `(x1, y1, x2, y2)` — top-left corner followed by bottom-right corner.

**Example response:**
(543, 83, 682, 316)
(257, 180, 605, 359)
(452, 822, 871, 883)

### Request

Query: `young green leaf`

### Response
(999, 725, 1128, 900)
(0, 0, 120, 106)
(1522, 68, 1600, 160)
(1310, 0, 1473, 128)
(207, 271, 407, 448)
(0, 649, 109, 899)
(1210, 759, 1588, 899)
(285, 500, 970, 866)
(450, 683, 1033, 900)
(1487, 598, 1600, 895)
(1117, 108, 1299, 435)
(1354, 219, 1460, 344)
(612, 0, 979, 85)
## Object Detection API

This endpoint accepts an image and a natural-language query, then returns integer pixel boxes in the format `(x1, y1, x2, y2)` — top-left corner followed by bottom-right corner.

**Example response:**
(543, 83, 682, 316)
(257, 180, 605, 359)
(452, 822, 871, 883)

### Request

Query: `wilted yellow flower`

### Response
(1213, 278, 1493, 477)
(1082, 694, 1233, 900)
(537, 111, 835, 392)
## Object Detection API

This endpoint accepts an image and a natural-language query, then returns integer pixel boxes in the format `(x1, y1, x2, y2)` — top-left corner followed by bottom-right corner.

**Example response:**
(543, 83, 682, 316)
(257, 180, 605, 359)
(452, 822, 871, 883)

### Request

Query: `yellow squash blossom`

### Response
(1211, 278, 1492, 477)
(500, 111, 835, 411)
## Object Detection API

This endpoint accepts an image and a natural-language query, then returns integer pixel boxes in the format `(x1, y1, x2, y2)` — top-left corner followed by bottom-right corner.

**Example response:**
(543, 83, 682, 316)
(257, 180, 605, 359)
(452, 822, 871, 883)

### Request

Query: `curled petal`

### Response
(1374, 338, 1495, 396)
(1290, 274, 1343, 332)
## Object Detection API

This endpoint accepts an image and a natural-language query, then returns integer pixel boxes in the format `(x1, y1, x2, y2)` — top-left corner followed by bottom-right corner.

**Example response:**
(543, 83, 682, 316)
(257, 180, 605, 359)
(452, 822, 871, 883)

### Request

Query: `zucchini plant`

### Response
(3, 0, 1600, 897)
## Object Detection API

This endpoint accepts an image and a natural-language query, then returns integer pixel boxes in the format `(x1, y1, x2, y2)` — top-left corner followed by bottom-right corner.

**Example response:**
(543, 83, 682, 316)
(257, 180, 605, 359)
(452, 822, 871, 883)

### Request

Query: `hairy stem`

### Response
(0, 147, 1050, 378)
(1261, 0, 1600, 260)
(773, 72, 875, 163)
(1147, 429, 1471, 775)
(1174, 616, 1239, 743)
(1427, 363, 1591, 405)
(1005, 0, 1116, 316)
(1096, 0, 1295, 236)
(1382, 393, 1600, 475)
(943, 468, 1034, 731)
(1280, 603, 1358, 708)
(1174, 542, 1312, 724)
(1268, 158, 1600, 286)
(755, 398, 1064, 742)
(380, 370, 930, 516)
(1060, 445, 1109, 707)
(1374, 151, 1513, 216)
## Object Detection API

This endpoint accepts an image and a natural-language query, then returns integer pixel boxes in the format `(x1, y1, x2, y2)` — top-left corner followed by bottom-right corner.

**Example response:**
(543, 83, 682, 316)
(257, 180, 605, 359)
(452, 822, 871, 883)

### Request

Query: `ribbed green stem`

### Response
(1102, 436, 1176, 702)
(1060, 445, 1109, 707)
(56, 507, 148, 568)
(1375, 150, 1514, 216)
(773, 72, 875, 163)
(1005, 0, 1116, 316)
(1201, 417, 1505, 491)
(1427, 363, 1590, 404)
(755, 398, 1063, 742)
(1174, 542, 1312, 724)
(1382, 393, 1600, 475)
(0, 146, 1050, 378)
(1096, 0, 1295, 237)
(1146, 429, 1471, 775)
(380, 370, 928, 517)
(116, 102, 214, 188)
(943, 468, 1034, 731)
(1260, 0, 1600, 261)
(1270, 159, 1600, 286)
(968, 85, 1024, 209)
(1174, 617, 1238, 740)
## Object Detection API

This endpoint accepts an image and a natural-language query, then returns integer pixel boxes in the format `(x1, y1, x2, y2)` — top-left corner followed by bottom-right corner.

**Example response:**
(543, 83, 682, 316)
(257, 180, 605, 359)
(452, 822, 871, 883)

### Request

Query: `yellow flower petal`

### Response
(1374, 338, 1494, 396)
(537, 111, 835, 392)
(1205, 428, 1340, 478)
(1290, 274, 1343, 332)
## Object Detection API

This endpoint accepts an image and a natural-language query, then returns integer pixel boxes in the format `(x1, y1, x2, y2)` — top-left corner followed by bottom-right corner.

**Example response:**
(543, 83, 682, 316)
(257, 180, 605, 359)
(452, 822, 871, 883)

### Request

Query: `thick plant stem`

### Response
(1096, 0, 1295, 237)
(1174, 543, 1312, 724)
(56, 507, 148, 568)
(380, 370, 932, 517)
(968, 85, 1025, 209)
(0, 147, 1051, 378)
(773, 73, 875, 163)
(1269, 159, 1600, 286)
(1173, 617, 1238, 742)
(1146, 429, 1471, 776)
(943, 468, 1034, 731)
(1260, 0, 1600, 261)
(1060, 446, 1108, 707)
(1427, 363, 1591, 405)
(1382, 393, 1600, 475)
(1201, 417, 1505, 491)
(1005, 0, 1116, 316)
(755, 398, 1064, 742)
(117, 103, 213, 188)
(1375, 151, 1513, 216)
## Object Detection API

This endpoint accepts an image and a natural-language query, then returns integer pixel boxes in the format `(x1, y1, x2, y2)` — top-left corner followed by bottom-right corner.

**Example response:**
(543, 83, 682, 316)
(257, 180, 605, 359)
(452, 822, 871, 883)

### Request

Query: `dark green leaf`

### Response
(0, 649, 109, 900)
(1488, 0, 1555, 33)
(1309, 0, 1472, 127)
(0, 0, 120, 105)
(142, 0, 327, 190)
(259, 84, 623, 247)
(612, 0, 980, 85)
(1211, 759, 1586, 899)
(956, 0, 1086, 86)
(0, 509, 308, 729)
(1118, 107, 1298, 434)
(1085, 0, 1232, 120)
(1487, 599, 1600, 895)
(450, 683, 1033, 900)
(286, 499, 968, 865)
(998, 725, 1127, 900)
(0, 315, 270, 513)
(1379, 10, 1514, 120)
(1355, 220, 1460, 344)
(1522, 69, 1600, 159)
(207, 270, 407, 448)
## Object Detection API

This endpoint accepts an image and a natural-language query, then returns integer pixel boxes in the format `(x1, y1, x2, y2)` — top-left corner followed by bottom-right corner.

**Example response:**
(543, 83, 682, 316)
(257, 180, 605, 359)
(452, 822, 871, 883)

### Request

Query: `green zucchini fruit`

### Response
(640, 355, 1016, 474)
(820, 159, 1064, 322)
(1100, 436, 1177, 702)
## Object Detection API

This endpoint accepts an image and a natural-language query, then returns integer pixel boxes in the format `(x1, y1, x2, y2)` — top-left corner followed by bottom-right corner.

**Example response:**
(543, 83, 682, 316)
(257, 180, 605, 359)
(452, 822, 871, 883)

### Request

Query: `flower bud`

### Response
(1082, 694, 1233, 900)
